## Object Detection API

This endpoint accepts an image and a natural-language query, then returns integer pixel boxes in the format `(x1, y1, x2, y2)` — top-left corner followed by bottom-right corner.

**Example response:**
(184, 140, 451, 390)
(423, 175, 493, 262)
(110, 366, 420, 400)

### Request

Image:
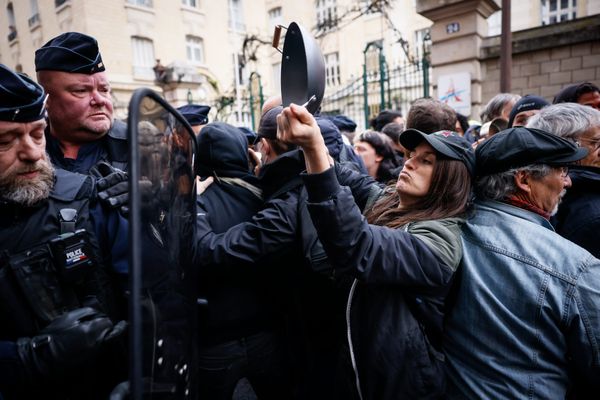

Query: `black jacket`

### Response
(196, 149, 347, 399)
(552, 165, 600, 258)
(195, 122, 279, 344)
(303, 167, 463, 400)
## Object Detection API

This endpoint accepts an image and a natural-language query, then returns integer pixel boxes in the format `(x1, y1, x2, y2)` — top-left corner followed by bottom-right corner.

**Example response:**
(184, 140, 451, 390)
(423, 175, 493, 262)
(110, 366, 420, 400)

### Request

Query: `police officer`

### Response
(177, 103, 211, 136)
(35, 32, 129, 209)
(0, 64, 127, 399)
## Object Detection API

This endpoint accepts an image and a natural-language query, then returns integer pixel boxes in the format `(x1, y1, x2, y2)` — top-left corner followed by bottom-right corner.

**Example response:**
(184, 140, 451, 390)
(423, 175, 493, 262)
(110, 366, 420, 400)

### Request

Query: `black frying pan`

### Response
(273, 22, 325, 115)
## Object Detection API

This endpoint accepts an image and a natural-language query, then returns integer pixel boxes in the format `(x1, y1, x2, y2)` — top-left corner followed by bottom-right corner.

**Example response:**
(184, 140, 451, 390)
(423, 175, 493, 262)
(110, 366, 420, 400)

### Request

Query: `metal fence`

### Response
(320, 55, 431, 130)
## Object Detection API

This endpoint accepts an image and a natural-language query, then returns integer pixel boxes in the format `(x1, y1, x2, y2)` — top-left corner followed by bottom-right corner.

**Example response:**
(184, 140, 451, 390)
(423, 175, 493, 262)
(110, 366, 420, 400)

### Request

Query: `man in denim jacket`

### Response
(444, 126, 600, 399)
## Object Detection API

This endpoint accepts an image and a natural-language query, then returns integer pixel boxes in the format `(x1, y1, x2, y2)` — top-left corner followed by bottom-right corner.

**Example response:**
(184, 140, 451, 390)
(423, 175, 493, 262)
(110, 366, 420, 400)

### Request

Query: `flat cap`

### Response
(401, 129, 475, 175)
(35, 32, 105, 74)
(0, 64, 46, 123)
(475, 127, 588, 176)
(177, 104, 211, 126)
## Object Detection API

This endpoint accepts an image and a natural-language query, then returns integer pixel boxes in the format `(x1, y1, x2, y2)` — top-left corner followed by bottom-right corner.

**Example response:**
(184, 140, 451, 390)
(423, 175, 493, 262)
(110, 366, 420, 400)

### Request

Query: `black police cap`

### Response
(177, 104, 211, 126)
(400, 129, 476, 176)
(0, 64, 46, 123)
(35, 32, 105, 74)
(475, 127, 588, 176)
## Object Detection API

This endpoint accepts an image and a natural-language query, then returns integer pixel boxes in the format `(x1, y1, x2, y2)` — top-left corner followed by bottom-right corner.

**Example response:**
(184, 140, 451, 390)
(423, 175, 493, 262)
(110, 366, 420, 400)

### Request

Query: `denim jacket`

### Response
(444, 200, 600, 399)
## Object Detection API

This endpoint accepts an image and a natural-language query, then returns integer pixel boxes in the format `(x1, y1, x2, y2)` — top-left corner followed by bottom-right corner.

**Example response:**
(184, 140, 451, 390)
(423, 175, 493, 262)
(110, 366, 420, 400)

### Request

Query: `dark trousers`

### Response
(197, 330, 293, 400)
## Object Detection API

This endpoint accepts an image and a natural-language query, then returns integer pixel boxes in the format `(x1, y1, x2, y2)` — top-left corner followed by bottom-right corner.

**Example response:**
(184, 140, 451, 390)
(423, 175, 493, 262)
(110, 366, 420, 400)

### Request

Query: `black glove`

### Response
(16, 307, 127, 381)
(90, 161, 129, 215)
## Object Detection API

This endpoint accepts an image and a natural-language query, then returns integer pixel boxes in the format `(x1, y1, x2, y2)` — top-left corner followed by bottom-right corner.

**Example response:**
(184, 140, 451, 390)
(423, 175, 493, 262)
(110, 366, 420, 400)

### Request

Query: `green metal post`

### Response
(422, 34, 431, 98)
(362, 52, 369, 130)
(379, 51, 386, 110)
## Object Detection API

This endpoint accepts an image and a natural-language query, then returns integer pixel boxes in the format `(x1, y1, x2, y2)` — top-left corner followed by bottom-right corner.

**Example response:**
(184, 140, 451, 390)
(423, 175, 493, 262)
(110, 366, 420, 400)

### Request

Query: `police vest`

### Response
(0, 169, 119, 339)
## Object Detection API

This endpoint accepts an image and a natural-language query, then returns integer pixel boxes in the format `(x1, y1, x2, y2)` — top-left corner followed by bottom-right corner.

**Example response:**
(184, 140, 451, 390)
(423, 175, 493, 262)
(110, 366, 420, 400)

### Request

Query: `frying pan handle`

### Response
(272, 25, 287, 54)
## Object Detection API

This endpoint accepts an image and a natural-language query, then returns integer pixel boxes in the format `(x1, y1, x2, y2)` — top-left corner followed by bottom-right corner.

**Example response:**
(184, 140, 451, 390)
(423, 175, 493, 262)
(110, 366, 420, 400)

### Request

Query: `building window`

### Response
(127, 0, 153, 7)
(541, 0, 577, 25)
(414, 28, 430, 61)
(28, 0, 41, 28)
(316, 0, 337, 30)
(228, 0, 245, 31)
(268, 7, 282, 28)
(131, 36, 155, 80)
(325, 52, 341, 86)
(186, 35, 204, 64)
(7, 3, 17, 42)
(182, 0, 198, 7)
(272, 63, 281, 95)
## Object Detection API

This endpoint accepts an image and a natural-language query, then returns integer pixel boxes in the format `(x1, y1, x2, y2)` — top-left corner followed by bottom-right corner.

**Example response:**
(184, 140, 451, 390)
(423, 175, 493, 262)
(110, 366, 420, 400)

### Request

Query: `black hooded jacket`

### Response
(552, 165, 600, 258)
(195, 122, 279, 344)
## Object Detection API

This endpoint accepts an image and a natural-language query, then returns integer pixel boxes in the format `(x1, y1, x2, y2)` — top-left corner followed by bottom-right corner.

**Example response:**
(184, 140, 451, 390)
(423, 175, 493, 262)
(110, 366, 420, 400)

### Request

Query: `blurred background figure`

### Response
(381, 122, 406, 167)
(480, 93, 521, 123)
(369, 109, 404, 131)
(330, 114, 358, 145)
(353, 131, 400, 183)
(507, 95, 550, 127)
(455, 112, 470, 136)
(553, 82, 600, 110)
(405, 98, 457, 133)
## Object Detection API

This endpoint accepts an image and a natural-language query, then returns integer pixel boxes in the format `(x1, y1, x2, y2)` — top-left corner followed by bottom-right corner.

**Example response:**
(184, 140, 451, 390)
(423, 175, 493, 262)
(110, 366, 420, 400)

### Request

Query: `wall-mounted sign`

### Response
(446, 22, 460, 34)
(438, 72, 471, 116)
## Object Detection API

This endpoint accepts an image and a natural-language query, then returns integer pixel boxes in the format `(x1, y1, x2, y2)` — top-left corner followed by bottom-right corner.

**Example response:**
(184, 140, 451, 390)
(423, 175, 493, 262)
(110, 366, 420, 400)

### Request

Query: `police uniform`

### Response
(35, 32, 128, 174)
(0, 64, 127, 399)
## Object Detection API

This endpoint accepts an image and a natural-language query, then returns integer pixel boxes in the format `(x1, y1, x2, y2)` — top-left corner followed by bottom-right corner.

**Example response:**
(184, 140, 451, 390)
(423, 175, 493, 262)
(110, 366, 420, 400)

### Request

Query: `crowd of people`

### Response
(1, 29, 600, 400)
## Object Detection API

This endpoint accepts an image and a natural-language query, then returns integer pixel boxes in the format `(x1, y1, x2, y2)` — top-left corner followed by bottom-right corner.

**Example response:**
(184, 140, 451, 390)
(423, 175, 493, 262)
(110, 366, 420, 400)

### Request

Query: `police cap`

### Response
(177, 104, 211, 126)
(35, 32, 105, 74)
(0, 63, 46, 123)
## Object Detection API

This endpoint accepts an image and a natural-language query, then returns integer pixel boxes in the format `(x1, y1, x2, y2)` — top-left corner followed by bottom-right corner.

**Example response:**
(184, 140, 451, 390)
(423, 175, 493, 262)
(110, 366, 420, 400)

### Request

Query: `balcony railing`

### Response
(8, 29, 17, 42)
(28, 13, 40, 28)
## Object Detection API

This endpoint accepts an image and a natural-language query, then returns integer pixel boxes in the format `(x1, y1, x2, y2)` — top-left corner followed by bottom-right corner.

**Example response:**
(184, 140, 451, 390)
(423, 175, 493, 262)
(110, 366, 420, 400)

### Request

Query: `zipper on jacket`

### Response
(347, 278, 364, 400)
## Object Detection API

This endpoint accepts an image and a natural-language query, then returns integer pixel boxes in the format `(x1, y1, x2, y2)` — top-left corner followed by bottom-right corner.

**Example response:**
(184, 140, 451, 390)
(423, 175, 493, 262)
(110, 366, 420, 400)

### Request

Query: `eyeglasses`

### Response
(576, 137, 600, 151)
(555, 166, 569, 178)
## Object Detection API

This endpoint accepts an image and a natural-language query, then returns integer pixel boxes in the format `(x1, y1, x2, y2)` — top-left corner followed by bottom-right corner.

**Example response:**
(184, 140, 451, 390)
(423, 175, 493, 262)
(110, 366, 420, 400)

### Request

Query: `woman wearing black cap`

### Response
(277, 104, 474, 400)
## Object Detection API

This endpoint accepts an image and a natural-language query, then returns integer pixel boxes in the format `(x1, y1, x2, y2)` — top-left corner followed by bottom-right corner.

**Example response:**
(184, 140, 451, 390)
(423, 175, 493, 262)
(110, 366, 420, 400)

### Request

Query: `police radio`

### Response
(49, 229, 96, 283)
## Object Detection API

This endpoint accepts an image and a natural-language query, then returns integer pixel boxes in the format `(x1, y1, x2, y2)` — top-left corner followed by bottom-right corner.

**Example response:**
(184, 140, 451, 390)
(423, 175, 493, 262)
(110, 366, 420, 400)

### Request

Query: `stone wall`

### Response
(480, 14, 600, 104)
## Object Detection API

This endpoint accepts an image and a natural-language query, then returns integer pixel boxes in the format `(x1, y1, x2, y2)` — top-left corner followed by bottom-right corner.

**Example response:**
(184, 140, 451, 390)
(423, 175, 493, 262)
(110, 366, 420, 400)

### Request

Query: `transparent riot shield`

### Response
(126, 89, 198, 400)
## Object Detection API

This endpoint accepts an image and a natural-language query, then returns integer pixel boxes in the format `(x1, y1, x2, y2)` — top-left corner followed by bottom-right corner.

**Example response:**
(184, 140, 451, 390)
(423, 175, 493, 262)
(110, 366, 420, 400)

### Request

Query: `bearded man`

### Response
(0, 63, 127, 400)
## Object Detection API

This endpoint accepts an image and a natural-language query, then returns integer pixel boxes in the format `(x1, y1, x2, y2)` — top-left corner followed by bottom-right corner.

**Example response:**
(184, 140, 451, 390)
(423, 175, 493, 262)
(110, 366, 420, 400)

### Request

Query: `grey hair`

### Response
(480, 93, 521, 123)
(475, 164, 552, 201)
(527, 102, 600, 141)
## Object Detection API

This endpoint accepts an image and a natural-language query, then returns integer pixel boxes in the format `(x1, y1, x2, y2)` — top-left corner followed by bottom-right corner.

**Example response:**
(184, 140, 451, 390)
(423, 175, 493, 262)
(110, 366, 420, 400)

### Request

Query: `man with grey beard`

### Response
(443, 127, 600, 399)
(0, 64, 127, 400)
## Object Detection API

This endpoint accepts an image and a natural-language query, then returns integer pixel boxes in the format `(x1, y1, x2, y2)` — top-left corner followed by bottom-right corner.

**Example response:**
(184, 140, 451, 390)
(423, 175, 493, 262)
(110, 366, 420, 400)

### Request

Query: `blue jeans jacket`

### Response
(444, 200, 600, 399)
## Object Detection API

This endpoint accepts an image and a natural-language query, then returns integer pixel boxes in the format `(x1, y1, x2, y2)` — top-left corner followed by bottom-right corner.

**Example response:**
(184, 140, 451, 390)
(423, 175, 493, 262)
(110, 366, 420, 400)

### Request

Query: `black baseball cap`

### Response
(35, 32, 104, 74)
(400, 129, 475, 175)
(0, 63, 46, 123)
(475, 126, 588, 176)
(257, 106, 283, 140)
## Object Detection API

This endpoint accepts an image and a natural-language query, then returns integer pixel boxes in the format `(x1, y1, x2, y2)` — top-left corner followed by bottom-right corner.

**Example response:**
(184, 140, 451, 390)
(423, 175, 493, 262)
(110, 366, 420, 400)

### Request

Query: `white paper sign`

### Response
(438, 72, 471, 116)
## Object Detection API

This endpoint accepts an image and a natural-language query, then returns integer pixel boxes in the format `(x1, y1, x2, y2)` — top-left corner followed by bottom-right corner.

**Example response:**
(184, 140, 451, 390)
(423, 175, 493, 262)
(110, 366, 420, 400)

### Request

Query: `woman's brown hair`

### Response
(365, 156, 471, 228)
